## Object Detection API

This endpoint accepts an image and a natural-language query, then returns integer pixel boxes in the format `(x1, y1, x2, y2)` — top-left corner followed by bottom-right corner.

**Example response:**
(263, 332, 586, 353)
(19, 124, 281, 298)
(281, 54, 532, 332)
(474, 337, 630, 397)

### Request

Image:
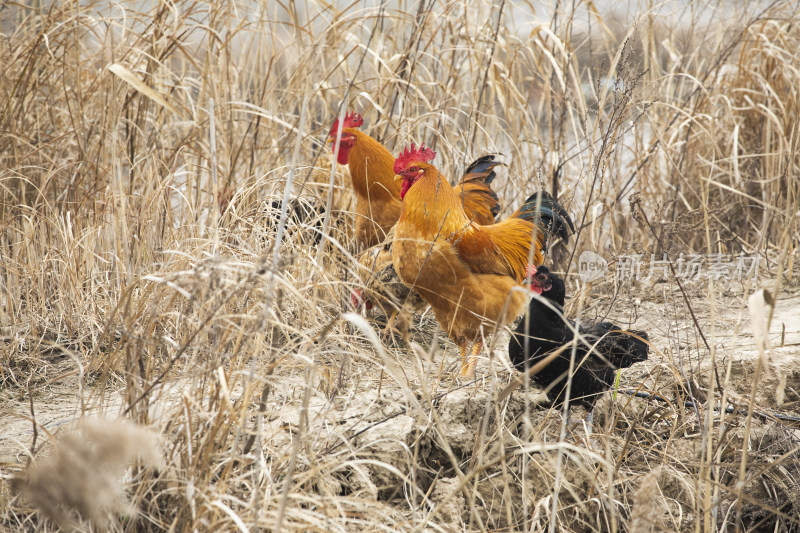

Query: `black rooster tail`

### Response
(513, 191, 575, 243)
(591, 326, 650, 368)
(620, 330, 650, 367)
(456, 154, 503, 221)
(461, 154, 501, 186)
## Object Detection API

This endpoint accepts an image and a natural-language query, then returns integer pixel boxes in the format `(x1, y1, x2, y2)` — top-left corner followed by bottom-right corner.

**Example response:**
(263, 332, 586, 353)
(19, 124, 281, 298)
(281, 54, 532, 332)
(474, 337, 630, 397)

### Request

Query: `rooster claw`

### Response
(458, 341, 482, 379)
(460, 361, 477, 379)
(380, 306, 412, 344)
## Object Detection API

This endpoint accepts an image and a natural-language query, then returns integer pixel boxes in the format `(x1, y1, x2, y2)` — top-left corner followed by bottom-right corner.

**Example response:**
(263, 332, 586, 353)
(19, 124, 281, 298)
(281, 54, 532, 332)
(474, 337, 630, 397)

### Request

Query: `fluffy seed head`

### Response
(393, 143, 436, 175)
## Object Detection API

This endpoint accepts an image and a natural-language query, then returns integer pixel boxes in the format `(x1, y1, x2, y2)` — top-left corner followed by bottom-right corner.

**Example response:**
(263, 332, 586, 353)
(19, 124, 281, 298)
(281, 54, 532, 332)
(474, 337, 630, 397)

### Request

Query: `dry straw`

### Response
(1, 0, 798, 531)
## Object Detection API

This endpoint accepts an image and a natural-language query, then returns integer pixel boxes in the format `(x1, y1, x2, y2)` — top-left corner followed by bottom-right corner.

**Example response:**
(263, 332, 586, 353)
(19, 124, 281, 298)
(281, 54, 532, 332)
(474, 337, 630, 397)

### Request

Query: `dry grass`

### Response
(1, 0, 799, 531)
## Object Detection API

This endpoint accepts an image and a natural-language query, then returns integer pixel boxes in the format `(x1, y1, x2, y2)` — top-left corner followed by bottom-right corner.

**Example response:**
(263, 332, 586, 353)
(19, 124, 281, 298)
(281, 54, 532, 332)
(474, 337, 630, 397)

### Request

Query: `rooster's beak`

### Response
(394, 175, 403, 182)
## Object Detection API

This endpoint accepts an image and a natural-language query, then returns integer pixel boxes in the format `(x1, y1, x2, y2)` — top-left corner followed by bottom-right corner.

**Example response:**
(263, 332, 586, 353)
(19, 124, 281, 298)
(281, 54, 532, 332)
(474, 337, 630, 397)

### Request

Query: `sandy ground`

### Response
(3, 281, 798, 452)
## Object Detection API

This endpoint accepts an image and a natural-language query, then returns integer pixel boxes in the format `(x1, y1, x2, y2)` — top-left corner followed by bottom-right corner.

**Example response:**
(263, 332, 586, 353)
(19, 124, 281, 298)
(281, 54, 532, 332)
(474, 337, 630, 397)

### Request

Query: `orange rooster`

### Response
(329, 111, 499, 249)
(391, 144, 573, 376)
(352, 154, 505, 336)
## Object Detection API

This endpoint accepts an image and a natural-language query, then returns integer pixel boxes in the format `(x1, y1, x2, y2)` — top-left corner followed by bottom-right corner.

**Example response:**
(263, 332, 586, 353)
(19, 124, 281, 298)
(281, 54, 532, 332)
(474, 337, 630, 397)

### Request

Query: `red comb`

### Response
(330, 111, 364, 136)
(393, 143, 436, 174)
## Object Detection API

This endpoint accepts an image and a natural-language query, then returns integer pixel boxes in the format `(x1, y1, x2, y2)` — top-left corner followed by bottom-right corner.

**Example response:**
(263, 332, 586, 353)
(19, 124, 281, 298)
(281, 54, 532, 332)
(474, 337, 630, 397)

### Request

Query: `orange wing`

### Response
(451, 218, 545, 283)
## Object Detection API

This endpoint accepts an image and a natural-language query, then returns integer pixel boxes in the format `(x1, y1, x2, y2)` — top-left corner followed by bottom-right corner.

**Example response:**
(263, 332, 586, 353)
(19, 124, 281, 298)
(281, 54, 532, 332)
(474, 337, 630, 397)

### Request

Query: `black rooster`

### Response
(509, 266, 649, 424)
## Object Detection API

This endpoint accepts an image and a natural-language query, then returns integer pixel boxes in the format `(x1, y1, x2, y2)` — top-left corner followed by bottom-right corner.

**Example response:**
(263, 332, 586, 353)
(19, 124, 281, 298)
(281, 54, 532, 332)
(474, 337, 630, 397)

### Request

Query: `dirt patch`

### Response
(3, 286, 800, 531)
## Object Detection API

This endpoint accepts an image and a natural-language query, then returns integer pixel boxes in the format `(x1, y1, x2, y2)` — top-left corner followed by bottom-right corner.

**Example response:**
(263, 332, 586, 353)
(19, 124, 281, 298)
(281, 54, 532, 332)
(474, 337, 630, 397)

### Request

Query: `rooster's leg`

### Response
(396, 303, 412, 342)
(457, 340, 471, 377)
(382, 309, 399, 338)
(382, 306, 411, 343)
(461, 341, 482, 378)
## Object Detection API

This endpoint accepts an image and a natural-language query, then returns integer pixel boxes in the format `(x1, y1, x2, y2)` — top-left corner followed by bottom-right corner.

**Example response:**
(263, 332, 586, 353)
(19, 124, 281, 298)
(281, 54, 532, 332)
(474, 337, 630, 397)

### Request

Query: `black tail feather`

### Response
(515, 191, 575, 243)
(581, 322, 650, 369)
(617, 329, 650, 367)
(459, 154, 502, 219)
(462, 154, 501, 185)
